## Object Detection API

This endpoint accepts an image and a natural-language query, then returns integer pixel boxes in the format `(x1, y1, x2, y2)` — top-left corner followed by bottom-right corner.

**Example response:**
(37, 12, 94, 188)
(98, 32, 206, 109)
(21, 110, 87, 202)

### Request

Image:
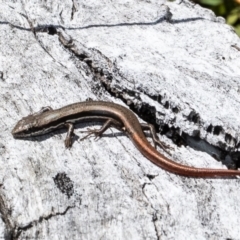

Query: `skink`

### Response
(12, 101, 240, 177)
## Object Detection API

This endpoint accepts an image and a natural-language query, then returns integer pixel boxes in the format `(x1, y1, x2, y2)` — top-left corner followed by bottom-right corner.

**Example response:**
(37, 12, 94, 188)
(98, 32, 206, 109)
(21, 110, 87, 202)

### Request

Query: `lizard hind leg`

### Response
(140, 123, 173, 155)
(79, 118, 123, 141)
(79, 127, 102, 141)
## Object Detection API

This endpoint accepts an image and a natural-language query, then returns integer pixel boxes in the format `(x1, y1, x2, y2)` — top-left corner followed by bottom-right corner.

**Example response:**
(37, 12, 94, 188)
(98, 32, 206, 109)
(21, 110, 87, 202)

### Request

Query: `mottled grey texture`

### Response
(1, 0, 240, 239)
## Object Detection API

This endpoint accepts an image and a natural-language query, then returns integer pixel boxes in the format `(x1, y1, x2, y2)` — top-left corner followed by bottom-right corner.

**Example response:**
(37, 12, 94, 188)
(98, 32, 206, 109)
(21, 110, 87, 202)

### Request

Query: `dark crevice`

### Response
(231, 45, 240, 51)
(15, 206, 74, 239)
(32, 24, 57, 35)
(17, 12, 36, 35)
(0, 194, 15, 240)
(35, 16, 167, 31)
(40, 206, 73, 221)
(77, 53, 89, 61)
(143, 93, 163, 104)
(188, 110, 200, 124)
(152, 213, 160, 240)
(59, 10, 63, 22)
(172, 106, 179, 113)
(192, 130, 200, 138)
(167, 126, 185, 147)
(146, 174, 157, 181)
(150, 94, 162, 103)
(57, 32, 165, 146)
(13, 223, 33, 240)
(47, 26, 57, 35)
(206, 124, 213, 133)
(56, 29, 240, 168)
(0, 15, 204, 33)
(0, 71, 4, 80)
(130, 102, 157, 125)
(143, 92, 240, 164)
(34, 25, 64, 34)
(16, 13, 65, 68)
(213, 126, 223, 135)
(164, 101, 169, 109)
(142, 183, 160, 240)
(71, 0, 77, 21)
(225, 133, 236, 146)
(141, 92, 178, 120)
(182, 133, 239, 170)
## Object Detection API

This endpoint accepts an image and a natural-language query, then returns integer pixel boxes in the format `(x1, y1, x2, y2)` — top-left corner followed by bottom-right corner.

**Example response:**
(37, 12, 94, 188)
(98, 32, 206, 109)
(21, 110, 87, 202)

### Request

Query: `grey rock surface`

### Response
(1, 0, 240, 239)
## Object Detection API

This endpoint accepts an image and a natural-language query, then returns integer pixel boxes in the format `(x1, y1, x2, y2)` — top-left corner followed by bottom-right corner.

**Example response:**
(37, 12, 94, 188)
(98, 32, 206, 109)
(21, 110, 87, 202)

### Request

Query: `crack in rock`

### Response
(142, 183, 160, 240)
(14, 24, 239, 167)
(0, 193, 15, 240)
(55, 30, 240, 167)
(71, 0, 77, 20)
(14, 206, 74, 239)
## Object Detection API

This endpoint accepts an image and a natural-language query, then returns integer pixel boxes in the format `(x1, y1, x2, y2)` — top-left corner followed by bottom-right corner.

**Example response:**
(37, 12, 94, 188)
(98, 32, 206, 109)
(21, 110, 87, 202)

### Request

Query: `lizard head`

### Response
(12, 115, 40, 138)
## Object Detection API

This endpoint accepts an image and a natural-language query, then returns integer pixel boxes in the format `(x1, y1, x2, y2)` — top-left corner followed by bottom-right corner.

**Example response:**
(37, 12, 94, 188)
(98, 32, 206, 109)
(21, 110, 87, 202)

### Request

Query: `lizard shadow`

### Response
(20, 121, 127, 146)
(16, 121, 155, 147)
(13, 121, 240, 179)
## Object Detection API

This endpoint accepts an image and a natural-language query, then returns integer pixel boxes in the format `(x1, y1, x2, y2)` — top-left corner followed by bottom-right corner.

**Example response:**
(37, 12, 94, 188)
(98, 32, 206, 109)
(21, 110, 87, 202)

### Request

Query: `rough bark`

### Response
(1, 0, 240, 239)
